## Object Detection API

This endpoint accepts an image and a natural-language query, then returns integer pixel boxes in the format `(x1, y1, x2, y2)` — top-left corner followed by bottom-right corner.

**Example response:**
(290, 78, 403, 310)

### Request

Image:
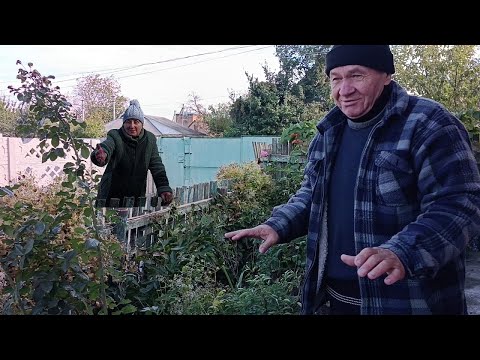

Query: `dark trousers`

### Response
(324, 278, 361, 315)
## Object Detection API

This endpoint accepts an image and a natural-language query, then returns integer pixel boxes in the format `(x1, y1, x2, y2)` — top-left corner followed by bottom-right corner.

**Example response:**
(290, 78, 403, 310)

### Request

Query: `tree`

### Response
(391, 45, 480, 114)
(185, 92, 207, 116)
(275, 45, 333, 110)
(0, 96, 20, 136)
(229, 74, 288, 136)
(70, 74, 128, 137)
(204, 103, 234, 137)
(229, 64, 328, 137)
(77, 108, 109, 138)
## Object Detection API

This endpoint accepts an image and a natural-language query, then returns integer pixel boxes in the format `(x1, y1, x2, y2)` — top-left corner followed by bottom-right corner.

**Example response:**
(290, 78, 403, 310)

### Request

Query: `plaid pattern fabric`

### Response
(265, 81, 480, 315)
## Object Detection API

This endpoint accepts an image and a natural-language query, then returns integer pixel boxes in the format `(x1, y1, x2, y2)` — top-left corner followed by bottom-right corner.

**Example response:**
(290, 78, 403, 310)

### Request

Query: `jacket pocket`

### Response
(304, 152, 325, 187)
(375, 150, 416, 206)
(98, 172, 112, 200)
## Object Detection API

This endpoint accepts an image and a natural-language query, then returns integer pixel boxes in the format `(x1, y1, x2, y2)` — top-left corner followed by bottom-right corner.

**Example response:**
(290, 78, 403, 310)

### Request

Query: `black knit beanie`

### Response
(325, 45, 395, 76)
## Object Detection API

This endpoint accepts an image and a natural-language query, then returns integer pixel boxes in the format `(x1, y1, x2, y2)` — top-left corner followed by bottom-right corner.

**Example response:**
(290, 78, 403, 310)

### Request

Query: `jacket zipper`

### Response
(352, 120, 384, 314)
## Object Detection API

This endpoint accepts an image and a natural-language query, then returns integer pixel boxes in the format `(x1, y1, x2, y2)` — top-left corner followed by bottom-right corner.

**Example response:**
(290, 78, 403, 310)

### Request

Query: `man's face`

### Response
(123, 118, 143, 137)
(329, 65, 391, 119)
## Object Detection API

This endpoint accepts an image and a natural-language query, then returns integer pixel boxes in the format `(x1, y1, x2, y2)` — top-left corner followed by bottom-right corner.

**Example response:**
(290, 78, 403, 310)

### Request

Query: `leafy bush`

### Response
(280, 120, 317, 156)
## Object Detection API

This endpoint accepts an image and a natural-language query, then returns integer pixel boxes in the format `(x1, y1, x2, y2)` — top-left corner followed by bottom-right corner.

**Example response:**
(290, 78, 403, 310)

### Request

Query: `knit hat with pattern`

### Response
(122, 99, 144, 124)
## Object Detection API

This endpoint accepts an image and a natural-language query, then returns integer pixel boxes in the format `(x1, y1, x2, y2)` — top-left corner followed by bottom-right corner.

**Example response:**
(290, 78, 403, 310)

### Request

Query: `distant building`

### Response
(105, 114, 206, 137)
(174, 105, 209, 135)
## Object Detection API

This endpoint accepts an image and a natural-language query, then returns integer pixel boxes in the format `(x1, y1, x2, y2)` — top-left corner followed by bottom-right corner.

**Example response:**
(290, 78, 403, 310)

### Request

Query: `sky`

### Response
(0, 45, 280, 119)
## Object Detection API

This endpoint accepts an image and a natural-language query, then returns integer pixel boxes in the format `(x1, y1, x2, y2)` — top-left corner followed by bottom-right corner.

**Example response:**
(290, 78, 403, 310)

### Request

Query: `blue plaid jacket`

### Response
(264, 81, 480, 315)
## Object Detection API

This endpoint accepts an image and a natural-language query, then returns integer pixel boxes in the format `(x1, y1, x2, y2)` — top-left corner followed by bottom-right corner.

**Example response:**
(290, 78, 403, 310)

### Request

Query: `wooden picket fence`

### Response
(254, 138, 306, 182)
(96, 179, 232, 253)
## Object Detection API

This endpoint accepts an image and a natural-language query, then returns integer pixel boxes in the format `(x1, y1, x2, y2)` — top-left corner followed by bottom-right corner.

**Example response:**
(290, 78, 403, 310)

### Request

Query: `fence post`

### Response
(150, 195, 158, 209)
(209, 181, 217, 197)
(116, 208, 129, 243)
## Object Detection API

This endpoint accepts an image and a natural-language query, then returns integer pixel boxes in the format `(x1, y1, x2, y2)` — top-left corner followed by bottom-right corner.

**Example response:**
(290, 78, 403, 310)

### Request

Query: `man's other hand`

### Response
(160, 192, 173, 206)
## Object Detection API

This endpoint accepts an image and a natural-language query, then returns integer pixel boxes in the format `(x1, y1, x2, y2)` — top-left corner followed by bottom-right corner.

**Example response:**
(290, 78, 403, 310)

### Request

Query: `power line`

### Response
(116, 46, 272, 80)
(53, 45, 263, 84)
(1, 45, 276, 111)
(57, 45, 274, 91)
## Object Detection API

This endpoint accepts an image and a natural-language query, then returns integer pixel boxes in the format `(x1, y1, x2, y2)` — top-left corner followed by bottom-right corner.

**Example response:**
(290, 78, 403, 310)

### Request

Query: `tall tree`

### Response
(185, 92, 207, 116)
(204, 103, 234, 137)
(228, 48, 333, 137)
(70, 74, 128, 137)
(391, 45, 480, 114)
(229, 74, 287, 136)
(275, 45, 333, 110)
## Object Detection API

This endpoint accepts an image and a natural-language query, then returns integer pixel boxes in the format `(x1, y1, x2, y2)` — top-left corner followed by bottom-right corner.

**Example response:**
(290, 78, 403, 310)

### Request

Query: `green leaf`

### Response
(81, 146, 89, 159)
(39, 281, 53, 294)
(61, 181, 73, 189)
(64, 249, 76, 262)
(62, 250, 77, 272)
(51, 134, 59, 147)
(70, 264, 90, 281)
(24, 239, 35, 254)
(55, 148, 65, 158)
(35, 222, 46, 235)
(74, 227, 86, 234)
(88, 283, 100, 298)
(85, 238, 100, 249)
(2, 225, 14, 237)
(120, 304, 137, 314)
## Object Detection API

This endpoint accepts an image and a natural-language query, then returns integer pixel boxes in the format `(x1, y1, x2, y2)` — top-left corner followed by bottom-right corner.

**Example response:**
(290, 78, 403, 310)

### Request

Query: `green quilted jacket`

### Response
(91, 127, 172, 206)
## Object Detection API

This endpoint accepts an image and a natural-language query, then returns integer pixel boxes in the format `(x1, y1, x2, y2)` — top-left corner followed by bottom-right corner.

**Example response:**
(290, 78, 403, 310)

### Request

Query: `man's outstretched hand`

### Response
(160, 191, 173, 206)
(95, 144, 107, 166)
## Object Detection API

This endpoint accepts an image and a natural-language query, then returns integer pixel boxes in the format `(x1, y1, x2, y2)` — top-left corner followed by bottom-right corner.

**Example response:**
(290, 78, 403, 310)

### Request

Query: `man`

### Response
(224, 45, 480, 315)
(91, 99, 173, 207)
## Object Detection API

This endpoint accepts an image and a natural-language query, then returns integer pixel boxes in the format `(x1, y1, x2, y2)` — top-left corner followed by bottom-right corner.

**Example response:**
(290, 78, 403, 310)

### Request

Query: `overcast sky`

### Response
(0, 45, 280, 119)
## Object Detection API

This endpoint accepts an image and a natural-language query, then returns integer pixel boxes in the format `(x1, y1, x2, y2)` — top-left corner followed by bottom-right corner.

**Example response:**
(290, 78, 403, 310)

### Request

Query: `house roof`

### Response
(105, 115, 206, 136)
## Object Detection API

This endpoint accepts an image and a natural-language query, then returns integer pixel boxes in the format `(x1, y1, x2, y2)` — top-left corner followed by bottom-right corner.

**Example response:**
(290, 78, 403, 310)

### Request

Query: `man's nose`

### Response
(339, 80, 355, 96)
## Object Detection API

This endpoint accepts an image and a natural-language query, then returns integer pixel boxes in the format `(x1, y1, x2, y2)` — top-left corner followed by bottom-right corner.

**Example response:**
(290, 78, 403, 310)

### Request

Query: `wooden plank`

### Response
(209, 181, 217, 197)
(96, 199, 106, 208)
(125, 198, 212, 230)
(123, 197, 135, 207)
(116, 208, 129, 243)
(203, 182, 209, 199)
(177, 187, 184, 205)
(110, 198, 120, 208)
(150, 195, 159, 209)
(187, 185, 193, 203)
